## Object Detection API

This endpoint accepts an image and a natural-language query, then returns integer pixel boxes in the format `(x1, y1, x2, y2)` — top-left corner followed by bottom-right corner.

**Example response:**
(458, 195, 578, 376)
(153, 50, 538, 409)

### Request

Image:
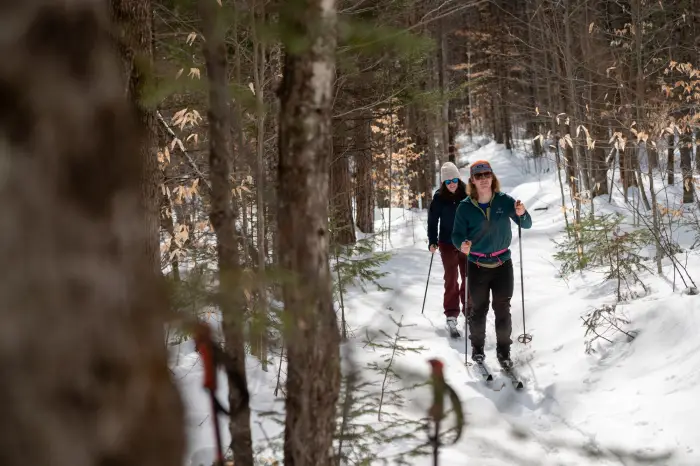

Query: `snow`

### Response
(171, 139, 700, 465)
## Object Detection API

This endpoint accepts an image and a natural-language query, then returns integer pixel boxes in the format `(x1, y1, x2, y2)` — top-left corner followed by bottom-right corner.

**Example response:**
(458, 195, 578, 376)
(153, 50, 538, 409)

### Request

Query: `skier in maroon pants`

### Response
(428, 162, 473, 337)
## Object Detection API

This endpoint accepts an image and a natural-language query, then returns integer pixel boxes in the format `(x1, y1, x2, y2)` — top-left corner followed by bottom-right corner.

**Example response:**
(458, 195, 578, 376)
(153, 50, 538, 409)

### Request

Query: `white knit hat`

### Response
(440, 162, 461, 182)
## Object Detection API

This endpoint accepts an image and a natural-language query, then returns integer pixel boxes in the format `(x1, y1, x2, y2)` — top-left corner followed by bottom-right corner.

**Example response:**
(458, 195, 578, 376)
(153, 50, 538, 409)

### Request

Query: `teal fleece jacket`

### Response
(451, 191, 532, 266)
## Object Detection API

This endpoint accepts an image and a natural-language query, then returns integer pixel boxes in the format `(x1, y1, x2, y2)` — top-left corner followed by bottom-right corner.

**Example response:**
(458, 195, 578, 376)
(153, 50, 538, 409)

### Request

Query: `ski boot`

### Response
(471, 344, 485, 363)
(497, 345, 514, 370)
(446, 316, 461, 338)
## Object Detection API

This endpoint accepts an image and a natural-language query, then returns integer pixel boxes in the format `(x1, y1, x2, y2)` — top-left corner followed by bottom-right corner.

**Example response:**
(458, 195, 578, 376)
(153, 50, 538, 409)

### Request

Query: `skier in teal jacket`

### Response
(451, 160, 532, 368)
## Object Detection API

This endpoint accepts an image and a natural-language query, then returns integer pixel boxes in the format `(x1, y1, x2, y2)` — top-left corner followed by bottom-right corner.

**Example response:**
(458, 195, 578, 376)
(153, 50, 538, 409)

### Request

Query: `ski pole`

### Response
(421, 252, 435, 314)
(516, 221, 532, 344)
(464, 254, 470, 366)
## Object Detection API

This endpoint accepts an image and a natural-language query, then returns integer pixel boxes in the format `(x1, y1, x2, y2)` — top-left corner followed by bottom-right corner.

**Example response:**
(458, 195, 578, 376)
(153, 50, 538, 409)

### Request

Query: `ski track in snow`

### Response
(173, 139, 700, 466)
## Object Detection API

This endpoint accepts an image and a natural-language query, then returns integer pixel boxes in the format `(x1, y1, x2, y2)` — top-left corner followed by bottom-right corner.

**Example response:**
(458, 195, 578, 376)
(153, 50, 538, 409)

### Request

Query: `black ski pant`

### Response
(467, 259, 514, 349)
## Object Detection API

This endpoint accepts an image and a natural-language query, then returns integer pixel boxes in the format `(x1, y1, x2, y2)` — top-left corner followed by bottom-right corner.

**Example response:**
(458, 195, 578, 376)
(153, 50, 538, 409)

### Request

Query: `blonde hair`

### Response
(467, 173, 501, 197)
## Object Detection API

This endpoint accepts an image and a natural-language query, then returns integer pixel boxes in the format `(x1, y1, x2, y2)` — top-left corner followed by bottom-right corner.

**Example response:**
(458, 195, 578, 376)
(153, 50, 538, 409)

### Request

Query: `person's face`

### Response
(471, 172, 492, 191)
(445, 178, 459, 192)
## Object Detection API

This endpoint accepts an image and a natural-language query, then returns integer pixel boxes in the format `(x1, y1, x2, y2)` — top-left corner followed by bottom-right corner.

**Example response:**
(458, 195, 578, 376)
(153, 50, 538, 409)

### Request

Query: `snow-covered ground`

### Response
(172, 139, 700, 465)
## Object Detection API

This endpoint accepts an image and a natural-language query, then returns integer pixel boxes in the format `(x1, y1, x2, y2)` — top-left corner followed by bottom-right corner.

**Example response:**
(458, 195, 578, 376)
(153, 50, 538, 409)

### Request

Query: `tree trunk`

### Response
(447, 103, 457, 164)
(497, 3, 512, 151)
(646, 143, 663, 273)
(554, 138, 572, 235)
(251, 0, 269, 370)
(526, 0, 541, 155)
(667, 132, 675, 185)
(438, 22, 451, 163)
(199, 0, 254, 463)
(622, 130, 638, 202)
(418, 111, 433, 209)
(466, 47, 475, 142)
(681, 126, 694, 204)
(232, 0, 251, 270)
(0, 0, 184, 463)
(425, 108, 439, 201)
(630, 0, 650, 212)
(562, 120, 579, 219)
(696, 129, 700, 172)
(591, 119, 609, 197)
(330, 118, 356, 246)
(649, 143, 659, 169)
(110, 0, 160, 276)
(410, 103, 430, 208)
(354, 111, 374, 233)
(277, 0, 341, 463)
(562, 0, 582, 222)
(491, 88, 503, 144)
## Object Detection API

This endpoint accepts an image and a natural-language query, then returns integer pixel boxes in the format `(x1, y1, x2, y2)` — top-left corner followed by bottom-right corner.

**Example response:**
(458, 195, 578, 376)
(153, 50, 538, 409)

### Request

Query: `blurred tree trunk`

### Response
(199, 0, 254, 463)
(0, 0, 184, 463)
(277, 0, 341, 462)
(110, 0, 160, 276)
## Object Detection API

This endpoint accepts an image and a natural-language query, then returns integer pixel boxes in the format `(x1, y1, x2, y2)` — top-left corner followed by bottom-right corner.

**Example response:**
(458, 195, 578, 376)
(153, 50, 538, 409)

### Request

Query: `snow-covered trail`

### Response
(344, 141, 700, 465)
(346, 144, 596, 465)
(174, 140, 700, 466)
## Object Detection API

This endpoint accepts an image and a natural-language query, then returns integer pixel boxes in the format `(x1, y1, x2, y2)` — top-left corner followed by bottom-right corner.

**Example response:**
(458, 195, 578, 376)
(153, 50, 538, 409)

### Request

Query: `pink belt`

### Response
(470, 248, 508, 267)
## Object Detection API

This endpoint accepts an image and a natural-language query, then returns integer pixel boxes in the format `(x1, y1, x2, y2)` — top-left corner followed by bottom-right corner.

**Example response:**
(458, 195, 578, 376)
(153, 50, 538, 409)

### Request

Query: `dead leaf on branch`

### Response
(172, 180, 200, 204)
(157, 146, 171, 165)
(564, 134, 574, 148)
(172, 108, 202, 130)
(174, 224, 190, 247)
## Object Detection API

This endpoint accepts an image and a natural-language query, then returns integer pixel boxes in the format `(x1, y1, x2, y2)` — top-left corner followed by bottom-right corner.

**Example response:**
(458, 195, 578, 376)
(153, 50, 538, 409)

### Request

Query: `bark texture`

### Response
(277, 0, 341, 463)
(199, 0, 254, 463)
(0, 0, 184, 464)
(110, 0, 161, 276)
(330, 117, 356, 246)
(353, 111, 374, 233)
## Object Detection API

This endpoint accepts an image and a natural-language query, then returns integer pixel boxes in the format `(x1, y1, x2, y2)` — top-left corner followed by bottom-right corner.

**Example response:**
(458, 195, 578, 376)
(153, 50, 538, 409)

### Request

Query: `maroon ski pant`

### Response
(438, 241, 472, 318)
